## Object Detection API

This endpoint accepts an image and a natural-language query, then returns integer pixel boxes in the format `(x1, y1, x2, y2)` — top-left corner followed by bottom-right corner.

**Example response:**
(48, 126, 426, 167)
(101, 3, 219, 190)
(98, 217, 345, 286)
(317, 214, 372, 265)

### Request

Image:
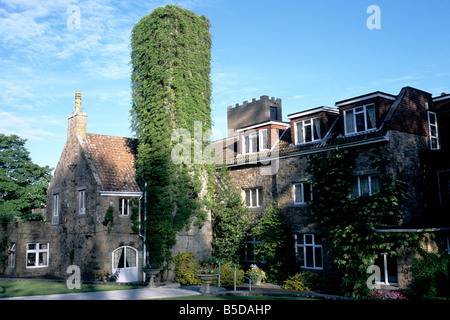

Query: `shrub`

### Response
(173, 252, 202, 286)
(217, 261, 245, 287)
(283, 271, 327, 291)
(368, 290, 406, 300)
(412, 252, 450, 299)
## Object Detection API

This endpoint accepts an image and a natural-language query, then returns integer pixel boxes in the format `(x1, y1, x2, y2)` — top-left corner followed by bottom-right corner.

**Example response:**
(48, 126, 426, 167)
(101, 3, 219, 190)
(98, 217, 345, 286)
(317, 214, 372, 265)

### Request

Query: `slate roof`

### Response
(83, 133, 141, 192)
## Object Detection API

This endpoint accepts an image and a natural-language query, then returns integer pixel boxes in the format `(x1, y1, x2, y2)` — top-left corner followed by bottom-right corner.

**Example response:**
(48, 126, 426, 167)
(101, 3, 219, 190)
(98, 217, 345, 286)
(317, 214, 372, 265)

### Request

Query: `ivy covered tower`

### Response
(130, 5, 213, 266)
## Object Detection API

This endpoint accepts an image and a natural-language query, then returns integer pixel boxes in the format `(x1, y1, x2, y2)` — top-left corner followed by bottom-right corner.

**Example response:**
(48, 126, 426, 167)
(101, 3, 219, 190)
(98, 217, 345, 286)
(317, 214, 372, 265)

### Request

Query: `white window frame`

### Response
(375, 253, 398, 286)
(242, 130, 269, 154)
(294, 117, 321, 144)
(52, 194, 59, 225)
(354, 175, 380, 197)
(26, 243, 49, 268)
(244, 188, 263, 208)
(428, 111, 440, 150)
(344, 104, 376, 135)
(78, 190, 86, 215)
(293, 182, 313, 205)
(9, 243, 15, 269)
(294, 234, 323, 270)
(119, 198, 130, 216)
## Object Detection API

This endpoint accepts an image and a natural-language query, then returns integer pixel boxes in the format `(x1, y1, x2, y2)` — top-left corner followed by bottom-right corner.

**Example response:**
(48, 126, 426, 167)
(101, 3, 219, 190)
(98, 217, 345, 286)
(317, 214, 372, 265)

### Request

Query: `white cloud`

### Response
(0, 110, 59, 141)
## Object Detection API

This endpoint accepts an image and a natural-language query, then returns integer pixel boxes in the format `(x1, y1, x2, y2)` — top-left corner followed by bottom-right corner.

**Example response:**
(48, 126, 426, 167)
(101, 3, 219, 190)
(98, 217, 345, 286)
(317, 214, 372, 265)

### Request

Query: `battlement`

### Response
(227, 95, 282, 137)
(227, 95, 281, 110)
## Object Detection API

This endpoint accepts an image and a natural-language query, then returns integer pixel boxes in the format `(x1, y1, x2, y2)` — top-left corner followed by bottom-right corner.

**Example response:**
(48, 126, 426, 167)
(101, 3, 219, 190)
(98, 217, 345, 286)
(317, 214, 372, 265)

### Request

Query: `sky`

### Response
(1, 0, 450, 170)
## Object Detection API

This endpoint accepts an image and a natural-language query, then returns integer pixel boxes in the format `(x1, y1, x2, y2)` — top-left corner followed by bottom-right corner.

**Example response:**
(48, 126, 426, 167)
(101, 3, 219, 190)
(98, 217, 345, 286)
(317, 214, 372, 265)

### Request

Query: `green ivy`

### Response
(130, 5, 212, 266)
(307, 149, 420, 297)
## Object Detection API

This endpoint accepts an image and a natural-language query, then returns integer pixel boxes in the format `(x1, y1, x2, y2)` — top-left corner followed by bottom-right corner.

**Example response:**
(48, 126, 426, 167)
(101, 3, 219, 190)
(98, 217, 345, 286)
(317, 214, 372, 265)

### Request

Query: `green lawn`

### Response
(157, 294, 315, 300)
(0, 280, 142, 298)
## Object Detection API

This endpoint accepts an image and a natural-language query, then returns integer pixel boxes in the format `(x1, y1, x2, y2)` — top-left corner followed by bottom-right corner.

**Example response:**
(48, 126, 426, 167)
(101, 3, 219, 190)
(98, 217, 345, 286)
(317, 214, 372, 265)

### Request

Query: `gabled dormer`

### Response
(236, 120, 289, 155)
(287, 106, 339, 145)
(335, 91, 396, 136)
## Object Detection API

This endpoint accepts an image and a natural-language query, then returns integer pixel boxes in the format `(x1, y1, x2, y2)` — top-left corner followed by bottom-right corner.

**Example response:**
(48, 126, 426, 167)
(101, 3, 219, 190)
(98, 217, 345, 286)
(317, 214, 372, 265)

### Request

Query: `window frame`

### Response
(52, 194, 59, 225)
(353, 175, 380, 197)
(294, 233, 323, 270)
(78, 189, 86, 215)
(119, 198, 130, 216)
(243, 235, 266, 263)
(428, 111, 440, 150)
(293, 182, 313, 205)
(294, 117, 321, 145)
(244, 188, 263, 208)
(344, 104, 376, 135)
(26, 243, 49, 268)
(241, 130, 269, 155)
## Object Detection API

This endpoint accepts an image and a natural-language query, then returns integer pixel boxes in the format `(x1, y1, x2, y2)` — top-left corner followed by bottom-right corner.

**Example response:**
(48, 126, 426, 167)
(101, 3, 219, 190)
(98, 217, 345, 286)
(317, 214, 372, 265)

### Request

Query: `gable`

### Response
(83, 133, 140, 192)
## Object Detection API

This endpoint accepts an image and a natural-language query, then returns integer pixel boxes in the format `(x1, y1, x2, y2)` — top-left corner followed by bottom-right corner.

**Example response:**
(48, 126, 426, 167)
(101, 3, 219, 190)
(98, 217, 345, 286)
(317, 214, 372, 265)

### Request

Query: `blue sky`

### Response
(1, 0, 449, 169)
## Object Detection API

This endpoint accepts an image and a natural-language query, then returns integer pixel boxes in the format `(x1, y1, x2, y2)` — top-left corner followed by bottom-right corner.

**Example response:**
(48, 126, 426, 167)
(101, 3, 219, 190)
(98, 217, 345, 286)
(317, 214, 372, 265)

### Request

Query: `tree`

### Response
(0, 134, 52, 222)
(130, 5, 212, 265)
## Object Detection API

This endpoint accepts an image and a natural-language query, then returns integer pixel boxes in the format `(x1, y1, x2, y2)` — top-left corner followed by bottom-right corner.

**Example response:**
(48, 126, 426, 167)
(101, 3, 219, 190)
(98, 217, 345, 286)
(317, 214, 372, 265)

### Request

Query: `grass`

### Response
(157, 294, 316, 300)
(0, 280, 142, 298)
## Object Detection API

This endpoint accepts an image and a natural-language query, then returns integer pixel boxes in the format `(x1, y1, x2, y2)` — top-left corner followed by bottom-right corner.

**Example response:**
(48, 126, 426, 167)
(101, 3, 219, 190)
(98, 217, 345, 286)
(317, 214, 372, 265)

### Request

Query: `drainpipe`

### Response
(138, 181, 147, 282)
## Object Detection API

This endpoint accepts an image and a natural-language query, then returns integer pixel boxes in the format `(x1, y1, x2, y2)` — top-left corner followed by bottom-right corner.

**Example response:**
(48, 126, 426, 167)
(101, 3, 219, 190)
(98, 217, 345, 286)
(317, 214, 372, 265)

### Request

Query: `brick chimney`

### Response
(68, 90, 87, 140)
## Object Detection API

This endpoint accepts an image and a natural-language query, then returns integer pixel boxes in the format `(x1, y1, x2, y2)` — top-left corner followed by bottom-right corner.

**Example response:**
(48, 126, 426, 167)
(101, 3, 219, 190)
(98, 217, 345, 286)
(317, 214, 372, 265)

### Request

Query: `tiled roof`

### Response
(83, 133, 141, 192)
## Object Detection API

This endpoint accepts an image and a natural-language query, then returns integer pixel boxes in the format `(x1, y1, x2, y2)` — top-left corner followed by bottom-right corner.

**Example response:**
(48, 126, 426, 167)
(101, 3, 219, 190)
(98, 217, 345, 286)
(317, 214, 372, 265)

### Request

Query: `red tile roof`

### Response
(83, 133, 141, 192)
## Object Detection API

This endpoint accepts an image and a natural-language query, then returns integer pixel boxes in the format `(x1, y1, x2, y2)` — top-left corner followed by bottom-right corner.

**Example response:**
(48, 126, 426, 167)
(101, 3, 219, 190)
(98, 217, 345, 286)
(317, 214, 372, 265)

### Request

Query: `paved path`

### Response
(0, 286, 201, 300)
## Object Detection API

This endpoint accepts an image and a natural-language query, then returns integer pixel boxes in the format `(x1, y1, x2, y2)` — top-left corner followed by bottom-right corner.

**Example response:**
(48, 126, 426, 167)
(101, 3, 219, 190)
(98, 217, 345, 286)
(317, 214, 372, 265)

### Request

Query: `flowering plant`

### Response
(197, 260, 218, 274)
(368, 290, 406, 300)
(246, 264, 267, 284)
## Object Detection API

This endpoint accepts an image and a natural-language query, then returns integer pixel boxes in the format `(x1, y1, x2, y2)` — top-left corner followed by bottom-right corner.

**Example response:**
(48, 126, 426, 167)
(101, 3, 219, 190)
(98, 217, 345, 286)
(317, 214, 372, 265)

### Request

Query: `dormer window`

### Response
(242, 129, 269, 154)
(344, 104, 376, 135)
(295, 118, 320, 144)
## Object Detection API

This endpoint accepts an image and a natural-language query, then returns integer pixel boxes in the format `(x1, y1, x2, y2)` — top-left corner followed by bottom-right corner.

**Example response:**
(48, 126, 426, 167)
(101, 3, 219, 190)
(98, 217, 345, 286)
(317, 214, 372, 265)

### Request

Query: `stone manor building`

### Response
(1, 86, 449, 290)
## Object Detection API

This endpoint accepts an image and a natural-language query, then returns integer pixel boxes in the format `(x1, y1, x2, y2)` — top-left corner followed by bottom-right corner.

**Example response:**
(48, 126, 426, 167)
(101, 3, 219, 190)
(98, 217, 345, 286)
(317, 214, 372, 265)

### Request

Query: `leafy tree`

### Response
(307, 149, 419, 297)
(0, 134, 52, 222)
(130, 5, 212, 265)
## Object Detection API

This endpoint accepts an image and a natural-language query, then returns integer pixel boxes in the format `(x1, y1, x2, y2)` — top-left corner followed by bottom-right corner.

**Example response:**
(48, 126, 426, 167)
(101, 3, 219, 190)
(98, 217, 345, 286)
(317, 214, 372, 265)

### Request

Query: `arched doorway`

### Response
(112, 246, 138, 282)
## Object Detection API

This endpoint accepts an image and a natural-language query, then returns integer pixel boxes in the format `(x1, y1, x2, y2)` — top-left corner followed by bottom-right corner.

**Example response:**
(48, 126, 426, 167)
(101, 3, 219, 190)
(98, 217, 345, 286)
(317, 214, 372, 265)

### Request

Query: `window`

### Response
(295, 234, 323, 269)
(78, 190, 86, 215)
(352, 175, 380, 197)
(344, 104, 376, 135)
(374, 254, 398, 285)
(119, 198, 130, 216)
(244, 188, 263, 207)
(270, 107, 278, 121)
(26, 243, 49, 268)
(295, 118, 320, 144)
(428, 111, 439, 150)
(9, 243, 15, 268)
(52, 194, 59, 225)
(243, 236, 265, 263)
(242, 130, 269, 154)
(293, 182, 313, 204)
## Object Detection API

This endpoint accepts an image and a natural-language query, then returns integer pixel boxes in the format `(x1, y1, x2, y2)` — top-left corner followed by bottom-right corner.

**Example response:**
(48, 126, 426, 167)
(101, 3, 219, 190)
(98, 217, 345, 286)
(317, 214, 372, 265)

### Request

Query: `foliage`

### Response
(198, 258, 218, 274)
(368, 290, 406, 300)
(306, 149, 420, 297)
(246, 264, 267, 284)
(253, 203, 296, 284)
(0, 134, 52, 223)
(130, 5, 212, 265)
(411, 252, 450, 299)
(211, 167, 251, 262)
(283, 271, 327, 291)
(173, 252, 202, 286)
(217, 261, 245, 287)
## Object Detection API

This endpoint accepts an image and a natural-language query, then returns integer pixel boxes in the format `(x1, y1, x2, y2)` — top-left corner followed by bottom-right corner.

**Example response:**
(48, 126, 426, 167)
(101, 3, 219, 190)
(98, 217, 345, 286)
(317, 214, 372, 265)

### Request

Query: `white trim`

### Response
(287, 106, 338, 120)
(432, 94, 450, 102)
(343, 104, 376, 135)
(293, 117, 321, 145)
(26, 243, 49, 268)
(293, 182, 313, 205)
(294, 233, 323, 270)
(335, 92, 395, 107)
(100, 191, 143, 197)
(427, 111, 440, 150)
(236, 121, 289, 133)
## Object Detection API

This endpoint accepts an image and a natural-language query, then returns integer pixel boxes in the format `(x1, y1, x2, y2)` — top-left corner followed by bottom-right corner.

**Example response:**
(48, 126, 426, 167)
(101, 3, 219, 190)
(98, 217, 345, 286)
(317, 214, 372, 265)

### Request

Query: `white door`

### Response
(112, 246, 138, 282)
